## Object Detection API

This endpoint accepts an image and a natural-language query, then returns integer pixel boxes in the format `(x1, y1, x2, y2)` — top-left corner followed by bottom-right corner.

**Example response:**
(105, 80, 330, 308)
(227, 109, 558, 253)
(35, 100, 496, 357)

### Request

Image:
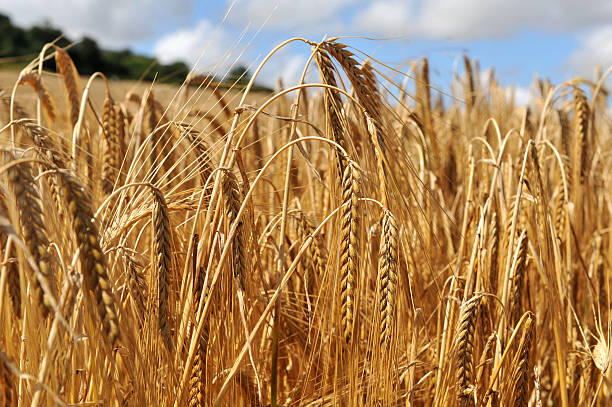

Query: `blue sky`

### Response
(3, 0, 612, 101)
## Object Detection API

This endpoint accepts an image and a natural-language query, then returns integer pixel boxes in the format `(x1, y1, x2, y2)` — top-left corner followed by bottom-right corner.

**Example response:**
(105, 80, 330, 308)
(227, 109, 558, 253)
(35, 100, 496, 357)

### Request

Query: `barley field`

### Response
(0, 39, 611, 406)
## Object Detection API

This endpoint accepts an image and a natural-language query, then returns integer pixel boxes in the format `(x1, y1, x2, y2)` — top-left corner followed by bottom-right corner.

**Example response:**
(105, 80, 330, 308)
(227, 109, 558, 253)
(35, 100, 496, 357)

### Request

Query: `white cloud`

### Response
(228, 0, 358, 33)
(415, 0, 612, 40)
(227, 0, 612, 42)
(1, 0, 195, 49)
(154, 19, 236, 73)
(506, 85, 532, 106)
(568, 25, 612, 77)
(352, 1, 411, 37)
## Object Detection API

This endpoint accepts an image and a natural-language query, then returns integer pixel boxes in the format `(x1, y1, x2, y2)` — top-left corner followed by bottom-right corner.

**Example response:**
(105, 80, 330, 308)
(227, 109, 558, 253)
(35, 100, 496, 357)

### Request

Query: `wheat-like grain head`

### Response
(378, 209, 399, 350)
(151, 186, 173, 352)
(6, 157, 55, 316)
(339, 161, 360, 344)
(456, 295, 481, 407)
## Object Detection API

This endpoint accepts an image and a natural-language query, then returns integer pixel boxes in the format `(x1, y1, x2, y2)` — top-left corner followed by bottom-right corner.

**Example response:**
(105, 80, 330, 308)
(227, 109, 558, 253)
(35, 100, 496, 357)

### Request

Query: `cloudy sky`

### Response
(2, 0, 612, 99)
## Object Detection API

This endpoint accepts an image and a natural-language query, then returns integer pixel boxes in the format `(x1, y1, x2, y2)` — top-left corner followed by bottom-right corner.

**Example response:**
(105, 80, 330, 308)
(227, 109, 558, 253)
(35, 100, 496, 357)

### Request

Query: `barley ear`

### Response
(101, 95, 123, 195)
(222, 170, 247, 291)
(456, 295, 481, 407)
(5, 239, 20, 318)
(7, 159, 55, 316)
(509, 230, 529, 327)
(511, 313, 535, 407)
(151, 186, 173, 352)
(18, 71, 55, 122)
(339, 161, 360, 344)
(378, 210, 399, 349)
(189, 235, 209, 407)
(53, 45, 81, 128)
(573, 87, 589, 185)
(60, 171, 119, 345)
